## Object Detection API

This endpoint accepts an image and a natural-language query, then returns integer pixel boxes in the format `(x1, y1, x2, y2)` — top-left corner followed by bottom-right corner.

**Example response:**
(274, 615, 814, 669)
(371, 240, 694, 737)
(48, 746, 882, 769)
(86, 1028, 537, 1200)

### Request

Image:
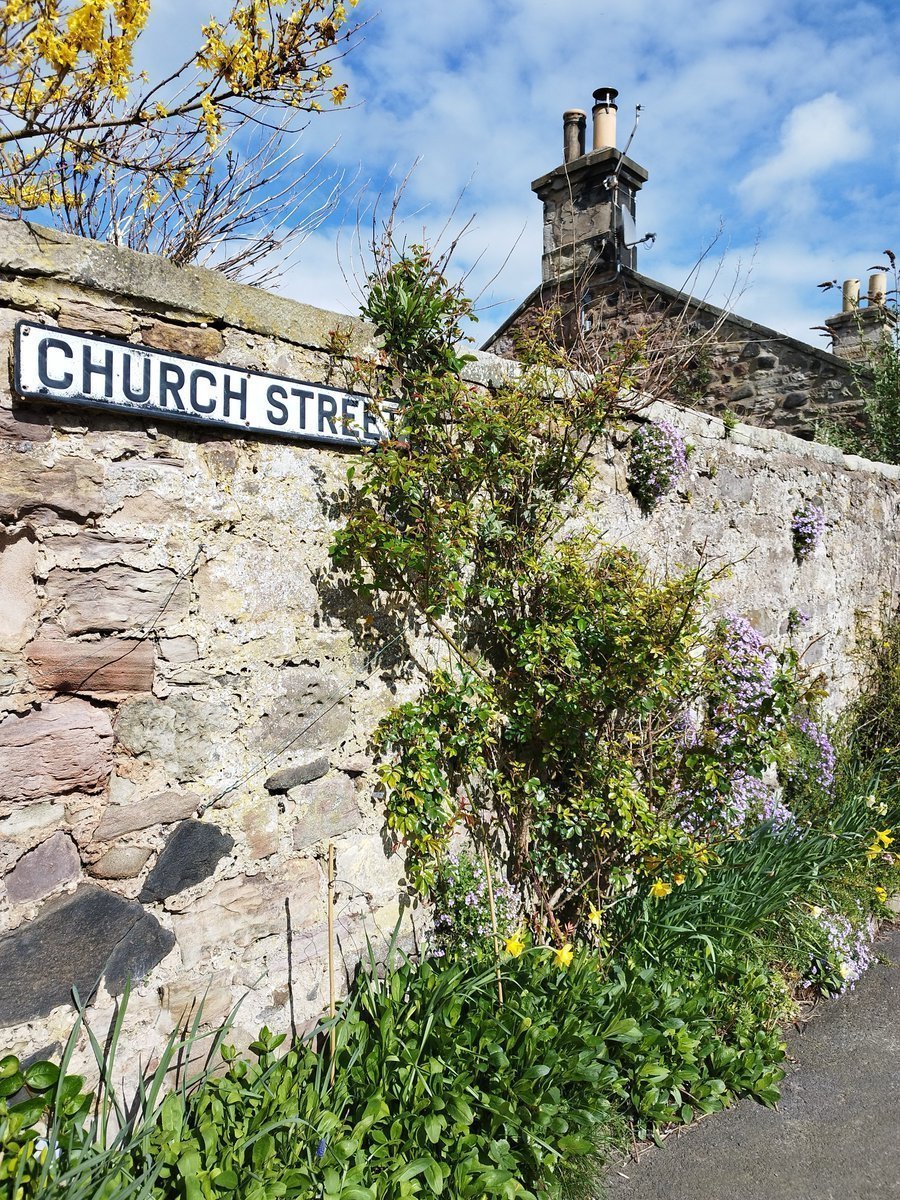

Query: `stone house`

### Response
(483, 87, 887, 441)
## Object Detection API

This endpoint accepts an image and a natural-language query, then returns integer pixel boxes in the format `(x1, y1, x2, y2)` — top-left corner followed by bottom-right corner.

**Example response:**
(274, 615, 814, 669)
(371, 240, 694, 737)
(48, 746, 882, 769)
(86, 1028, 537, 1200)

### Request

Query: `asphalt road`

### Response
(604, 924, 900, 1200)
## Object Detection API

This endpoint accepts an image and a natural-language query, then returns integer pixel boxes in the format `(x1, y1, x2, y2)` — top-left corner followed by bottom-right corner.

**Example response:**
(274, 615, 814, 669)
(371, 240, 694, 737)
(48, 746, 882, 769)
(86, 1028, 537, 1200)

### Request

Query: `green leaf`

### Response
(24, 1060, 59, 1091)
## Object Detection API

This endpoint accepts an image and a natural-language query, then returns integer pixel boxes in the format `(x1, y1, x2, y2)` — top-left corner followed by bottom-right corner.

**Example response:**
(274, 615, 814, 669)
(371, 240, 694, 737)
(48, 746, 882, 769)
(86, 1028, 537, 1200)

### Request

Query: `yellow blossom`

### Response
(588, 906, 603, 926)
(875, 829, 894, 848)
(673, 873, 686, 886)
(695, 846, 710, 864)
(867, 842, 883, 861)
(809, 905, 823, 919)
(874, 886, 888, 903)
(504, 932, 525, 958)
(650, 879, 672, 899)
(554, 943, 574, 968)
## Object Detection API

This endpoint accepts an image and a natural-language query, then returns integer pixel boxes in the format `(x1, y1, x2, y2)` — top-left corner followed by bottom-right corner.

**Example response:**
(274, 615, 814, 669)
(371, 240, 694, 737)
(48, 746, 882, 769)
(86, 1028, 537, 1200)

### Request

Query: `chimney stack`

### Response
(592, 87, 618, 151)
(826, 272, 894, 360)
(533, 86, 648, 283)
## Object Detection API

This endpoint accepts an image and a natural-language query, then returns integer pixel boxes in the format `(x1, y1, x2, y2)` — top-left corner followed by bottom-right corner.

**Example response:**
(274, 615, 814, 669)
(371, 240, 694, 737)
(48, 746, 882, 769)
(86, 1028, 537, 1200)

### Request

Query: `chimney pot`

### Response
(868, 271, 887, 306)
(562, 109, 586, 163)
(842, 279, 860, 312)
(591, 85, 618, 151)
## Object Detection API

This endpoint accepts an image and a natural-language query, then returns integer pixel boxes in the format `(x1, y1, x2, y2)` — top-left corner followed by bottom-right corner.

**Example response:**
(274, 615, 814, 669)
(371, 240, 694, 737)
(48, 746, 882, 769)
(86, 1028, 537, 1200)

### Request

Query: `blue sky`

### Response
(147, 0, 900, 348)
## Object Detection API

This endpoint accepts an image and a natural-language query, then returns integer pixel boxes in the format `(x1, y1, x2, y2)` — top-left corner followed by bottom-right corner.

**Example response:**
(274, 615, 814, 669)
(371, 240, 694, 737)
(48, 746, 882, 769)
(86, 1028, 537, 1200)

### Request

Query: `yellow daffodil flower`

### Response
(875, 829, 894, 848)
(650, 879, 672, 899)
(809, 905, 823, 919)
(505, 932, 526, 958)
(554, 943, 574, 968)
(874, 886, 888, 904)
(695, 846, 710, 864)
(867, 842, 882, 861)
(673, 873, 686, 886)
(588, 906, 603, 926)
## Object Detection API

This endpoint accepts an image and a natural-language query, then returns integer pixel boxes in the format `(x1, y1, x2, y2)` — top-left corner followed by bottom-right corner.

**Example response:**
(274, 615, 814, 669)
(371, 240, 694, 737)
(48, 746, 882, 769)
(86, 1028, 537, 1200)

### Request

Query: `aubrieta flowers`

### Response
(627, 418, 688, 510)
(791, 500, 825, 560)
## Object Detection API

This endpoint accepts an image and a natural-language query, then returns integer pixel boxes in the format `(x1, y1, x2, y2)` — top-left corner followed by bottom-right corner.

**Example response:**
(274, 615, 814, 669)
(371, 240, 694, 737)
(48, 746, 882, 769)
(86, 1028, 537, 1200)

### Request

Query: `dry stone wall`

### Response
(0, 220, 898, 1079)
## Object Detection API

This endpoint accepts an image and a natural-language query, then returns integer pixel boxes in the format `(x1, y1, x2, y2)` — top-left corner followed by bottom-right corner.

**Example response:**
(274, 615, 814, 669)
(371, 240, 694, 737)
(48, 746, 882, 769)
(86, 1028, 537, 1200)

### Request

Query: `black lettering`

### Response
(318, 391, 338, 436)
(291, 387, 313, 429)
(222, 373, 247, 421)
(122, 355, 151, 404)
(341, 394, 360, 438)
(363, 405, 381, 443)
(266, 383, 289, 426)
(37, 337, 74, 390)
(159, 363, 186, 411)
(189, 368, 217, 414)
(82, 345, 114, 398)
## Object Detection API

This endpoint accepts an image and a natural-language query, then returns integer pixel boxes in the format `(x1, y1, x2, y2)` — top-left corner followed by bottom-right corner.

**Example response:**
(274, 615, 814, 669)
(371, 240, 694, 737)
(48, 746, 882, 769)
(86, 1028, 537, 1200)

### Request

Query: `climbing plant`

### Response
(331, 243, 816, 932)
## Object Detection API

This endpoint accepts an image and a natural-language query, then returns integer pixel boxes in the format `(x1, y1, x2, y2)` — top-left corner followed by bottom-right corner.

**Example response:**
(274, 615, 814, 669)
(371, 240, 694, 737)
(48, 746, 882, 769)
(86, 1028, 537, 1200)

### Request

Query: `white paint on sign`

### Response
(14, 321, 392, 448)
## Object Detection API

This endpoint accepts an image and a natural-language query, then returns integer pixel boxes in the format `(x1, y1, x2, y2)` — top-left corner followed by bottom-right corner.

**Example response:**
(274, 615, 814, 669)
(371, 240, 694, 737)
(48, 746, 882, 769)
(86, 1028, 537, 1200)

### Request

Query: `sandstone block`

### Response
(172, 863, 323, 968)
(94, 789, 201, 840)
(0, 800, 65, 838)
(264, 755, 330, 792)
(0, 885, 175, 1024)
(142, 320, 224, 359)
(0, 699, 113, 803)
(55, 300, 134, 338)
(0, 533, 38, 652)
(47, 532, 151, 568)
(45, 566, 190, 635)
(115, 694, 238, 778)
(88, 845, 152, 880)
(0, 404, 50, 443)
(291, 774, 360, 851)
(158, 636, 199, 665)
(139, 819, 235, 903)
(241, 801, 279, 860)
(27, 632, 155, 696)
(248, 667, 350, 756)
(0, 456, 104, 521)
(160, 974, 234, 1027)
(3, 831, 81, 903)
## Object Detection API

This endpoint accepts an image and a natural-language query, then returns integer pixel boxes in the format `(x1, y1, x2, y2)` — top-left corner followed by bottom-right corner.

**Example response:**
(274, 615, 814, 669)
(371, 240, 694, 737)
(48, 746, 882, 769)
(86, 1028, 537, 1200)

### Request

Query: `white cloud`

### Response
(738, 93, 872, 211)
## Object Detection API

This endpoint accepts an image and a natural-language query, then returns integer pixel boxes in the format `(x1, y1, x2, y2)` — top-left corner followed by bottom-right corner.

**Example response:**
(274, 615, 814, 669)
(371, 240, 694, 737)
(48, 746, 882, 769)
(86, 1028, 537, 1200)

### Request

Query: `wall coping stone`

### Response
(0, 219, 378, 357)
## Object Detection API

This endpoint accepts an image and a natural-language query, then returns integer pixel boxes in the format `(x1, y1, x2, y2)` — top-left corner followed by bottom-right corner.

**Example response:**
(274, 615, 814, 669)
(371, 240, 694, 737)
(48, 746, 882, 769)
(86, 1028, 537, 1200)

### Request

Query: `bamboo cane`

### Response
(482, 842, 504, 1006)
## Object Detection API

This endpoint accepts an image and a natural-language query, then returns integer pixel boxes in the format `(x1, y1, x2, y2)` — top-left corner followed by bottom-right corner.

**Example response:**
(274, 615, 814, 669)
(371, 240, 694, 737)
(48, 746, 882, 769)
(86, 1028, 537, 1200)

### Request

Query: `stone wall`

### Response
(0, 220, 898, 1079)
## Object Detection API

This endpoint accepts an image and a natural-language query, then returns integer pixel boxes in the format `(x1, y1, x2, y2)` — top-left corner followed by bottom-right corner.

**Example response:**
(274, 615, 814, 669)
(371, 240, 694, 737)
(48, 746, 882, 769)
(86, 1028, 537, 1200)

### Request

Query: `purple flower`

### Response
(316, 1138, 327, 1160)
(791, 501, 825, 560)
(793, 717, 836, 790)
(711, 613, 777, 746)
(628, 418, 688, 509)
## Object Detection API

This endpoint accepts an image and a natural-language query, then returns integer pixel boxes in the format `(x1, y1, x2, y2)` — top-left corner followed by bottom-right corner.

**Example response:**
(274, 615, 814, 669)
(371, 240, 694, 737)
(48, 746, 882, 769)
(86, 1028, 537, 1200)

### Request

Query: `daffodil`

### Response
(650, 879, 672, 899)
(874, 886, 888, 904)
(809, 905, 823, 919)
(673, 873, 686, 886)
(875, 829, 894, 848)
(695, 846, 710, 864)
(588, 906, 603, 926)
(505, 931, 526, 958)
(554, 942, 574, 968)
(867, 841, 882, 861)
